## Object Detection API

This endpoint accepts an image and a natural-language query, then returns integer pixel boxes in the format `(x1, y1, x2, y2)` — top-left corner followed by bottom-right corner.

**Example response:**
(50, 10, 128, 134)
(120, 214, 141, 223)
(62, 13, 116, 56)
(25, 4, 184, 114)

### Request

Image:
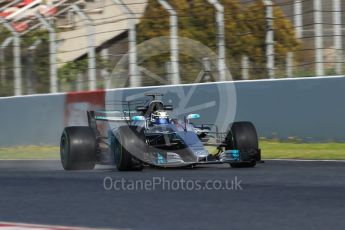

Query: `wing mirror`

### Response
(131, 116, 146, 121)
(187, 114, 200, 119)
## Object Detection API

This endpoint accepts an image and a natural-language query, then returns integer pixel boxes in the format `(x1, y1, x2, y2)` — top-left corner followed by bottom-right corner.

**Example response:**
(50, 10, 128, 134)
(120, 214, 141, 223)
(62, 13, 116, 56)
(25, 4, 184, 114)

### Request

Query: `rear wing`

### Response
(96, 99, 148, 121)
(92, 111, 130, 122)
(87, 110, 144, 125)
(88, 109, 147, 137)
(87, 100, 147, 133)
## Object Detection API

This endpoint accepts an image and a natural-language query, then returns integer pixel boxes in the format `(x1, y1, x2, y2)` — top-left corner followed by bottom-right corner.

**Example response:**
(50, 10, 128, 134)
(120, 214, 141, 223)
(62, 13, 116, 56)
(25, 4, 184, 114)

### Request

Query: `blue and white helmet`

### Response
(151, 110, 170, 124)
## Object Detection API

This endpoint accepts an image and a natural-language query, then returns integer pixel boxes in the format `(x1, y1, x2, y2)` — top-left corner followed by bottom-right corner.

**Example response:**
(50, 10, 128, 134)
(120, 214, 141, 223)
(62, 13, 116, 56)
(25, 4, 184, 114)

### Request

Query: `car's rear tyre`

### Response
(113, 126, 145, 171)
(60, 126, 97, 170)
(225, 121, 258, 168)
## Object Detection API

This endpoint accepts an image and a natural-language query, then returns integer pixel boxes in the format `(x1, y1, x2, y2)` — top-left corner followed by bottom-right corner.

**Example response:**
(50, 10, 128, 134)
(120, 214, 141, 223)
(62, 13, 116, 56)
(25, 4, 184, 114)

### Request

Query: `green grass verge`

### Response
(0, 146, 59, 159)
(208, 140, 345, 160)
(261, 141, 345, 160)
(1, 141, 345, 160)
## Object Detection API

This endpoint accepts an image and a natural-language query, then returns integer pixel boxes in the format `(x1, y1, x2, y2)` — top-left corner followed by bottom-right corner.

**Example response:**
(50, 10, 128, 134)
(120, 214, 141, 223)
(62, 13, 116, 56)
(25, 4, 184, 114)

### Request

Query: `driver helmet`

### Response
(151, 110, 170, 124)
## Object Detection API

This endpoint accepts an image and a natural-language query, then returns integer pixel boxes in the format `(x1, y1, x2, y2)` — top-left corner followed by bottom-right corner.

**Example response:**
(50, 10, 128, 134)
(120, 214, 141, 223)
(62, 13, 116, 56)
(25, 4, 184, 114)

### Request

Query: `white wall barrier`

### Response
(1, 76, 345, 146)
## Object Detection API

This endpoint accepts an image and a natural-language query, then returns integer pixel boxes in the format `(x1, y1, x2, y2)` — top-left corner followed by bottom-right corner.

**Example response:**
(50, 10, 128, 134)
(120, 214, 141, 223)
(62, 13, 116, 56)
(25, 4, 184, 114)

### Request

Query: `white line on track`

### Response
(0, 222, 123, 230)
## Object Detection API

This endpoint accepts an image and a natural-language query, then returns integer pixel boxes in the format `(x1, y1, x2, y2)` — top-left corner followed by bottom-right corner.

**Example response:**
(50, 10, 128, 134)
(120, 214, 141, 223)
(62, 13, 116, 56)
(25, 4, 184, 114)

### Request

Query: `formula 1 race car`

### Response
(60, 93, 262, 171)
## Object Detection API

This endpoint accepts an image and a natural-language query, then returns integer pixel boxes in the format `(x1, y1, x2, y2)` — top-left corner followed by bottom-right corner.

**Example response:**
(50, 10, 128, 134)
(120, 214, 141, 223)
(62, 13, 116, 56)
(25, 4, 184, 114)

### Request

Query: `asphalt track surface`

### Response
(1, 160, 345, 230)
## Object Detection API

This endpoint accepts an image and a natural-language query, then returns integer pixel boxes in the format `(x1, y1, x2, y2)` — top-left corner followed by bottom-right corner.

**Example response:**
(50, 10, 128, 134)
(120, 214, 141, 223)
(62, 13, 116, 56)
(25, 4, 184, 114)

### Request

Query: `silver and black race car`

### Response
(60, 93, 262, 171)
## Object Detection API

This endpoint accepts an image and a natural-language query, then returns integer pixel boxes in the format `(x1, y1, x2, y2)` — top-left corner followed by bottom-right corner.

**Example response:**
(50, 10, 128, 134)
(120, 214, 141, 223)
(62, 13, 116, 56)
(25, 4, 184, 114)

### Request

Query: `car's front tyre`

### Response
(225, 121, 259, 168)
